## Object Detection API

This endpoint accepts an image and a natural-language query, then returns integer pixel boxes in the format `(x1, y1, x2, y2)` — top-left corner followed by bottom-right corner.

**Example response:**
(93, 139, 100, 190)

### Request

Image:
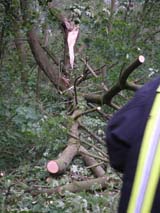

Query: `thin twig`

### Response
(73, 75, 84, 106)
(79, 148, 108, 163)
(87, 103, 111, 120)
(68, 133, 108, 158)
(86, 162, 104, 169)
(81, 58, 98, 78)
(79, 123, 105, 145)
(74, 107, 99, 120)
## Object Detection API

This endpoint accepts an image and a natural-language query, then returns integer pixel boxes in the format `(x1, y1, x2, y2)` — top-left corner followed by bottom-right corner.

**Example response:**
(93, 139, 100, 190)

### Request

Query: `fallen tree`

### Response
(20, 0, 145, 195)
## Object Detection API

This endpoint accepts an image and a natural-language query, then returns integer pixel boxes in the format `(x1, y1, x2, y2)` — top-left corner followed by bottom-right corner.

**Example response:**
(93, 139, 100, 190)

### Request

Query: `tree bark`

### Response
(47, 110, 106, 177)
(27, 29, 70, 92)
(14, 31, 28, 92)
(78, 146, 105, 177)
(47, 110, 80, 174)
(0, 1, 11, 66)
(84, 56, 144, 105)
(31, 176, 108, 196)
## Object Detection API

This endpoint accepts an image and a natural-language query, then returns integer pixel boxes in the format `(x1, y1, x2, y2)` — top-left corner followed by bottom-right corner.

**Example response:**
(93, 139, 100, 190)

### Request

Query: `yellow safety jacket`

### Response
(127, 86, 160, 213)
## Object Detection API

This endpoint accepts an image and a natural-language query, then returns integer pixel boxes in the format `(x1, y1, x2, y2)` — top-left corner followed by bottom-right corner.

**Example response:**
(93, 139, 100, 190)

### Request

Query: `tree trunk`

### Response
(14, 31, 28, 92)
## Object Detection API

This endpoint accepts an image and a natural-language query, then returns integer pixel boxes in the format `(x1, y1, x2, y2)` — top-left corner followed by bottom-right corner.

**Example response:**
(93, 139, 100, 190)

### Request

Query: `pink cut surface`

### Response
(47, 160, 59, 173)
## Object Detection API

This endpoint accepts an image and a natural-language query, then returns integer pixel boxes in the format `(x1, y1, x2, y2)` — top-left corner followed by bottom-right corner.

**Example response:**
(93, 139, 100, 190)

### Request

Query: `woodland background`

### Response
(0, 0, 160, 212)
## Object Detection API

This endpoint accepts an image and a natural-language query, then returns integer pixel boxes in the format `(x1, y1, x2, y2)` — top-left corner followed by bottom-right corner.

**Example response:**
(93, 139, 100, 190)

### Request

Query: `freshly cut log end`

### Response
(47, 160, 59, 174)
(139, 55, 145, 63)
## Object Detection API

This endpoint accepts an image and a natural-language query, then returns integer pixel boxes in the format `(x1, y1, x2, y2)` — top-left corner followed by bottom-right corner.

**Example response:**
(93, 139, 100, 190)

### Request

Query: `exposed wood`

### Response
(49, 5, 79, 71)
(47, 110, 106, 177)
(47, 143, 79, 174)
(20, 0, 71, 93)
(19, 1, 147, 198)
(47, 110, 81, 174)
(119, 55, 145, 86)
(103, 56, 144, 104)
(84, 56, 144, 106)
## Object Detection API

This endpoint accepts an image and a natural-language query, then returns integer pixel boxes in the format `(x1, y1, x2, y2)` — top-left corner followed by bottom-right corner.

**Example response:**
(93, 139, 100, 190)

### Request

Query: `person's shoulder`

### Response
(137, 76, 160, 95)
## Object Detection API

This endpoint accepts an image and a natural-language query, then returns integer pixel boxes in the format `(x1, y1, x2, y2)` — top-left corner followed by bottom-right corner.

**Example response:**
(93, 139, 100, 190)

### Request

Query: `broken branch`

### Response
(79, 123, 105, 145)
(47, 110, 81, 174)
(119, 55, 145, 86)
(32, 176, 108, 196)
(81, 58, 98, 78)
(103, 55, 145, 104)
(78, 146, 106, 177)
(84, 55, 144, 106)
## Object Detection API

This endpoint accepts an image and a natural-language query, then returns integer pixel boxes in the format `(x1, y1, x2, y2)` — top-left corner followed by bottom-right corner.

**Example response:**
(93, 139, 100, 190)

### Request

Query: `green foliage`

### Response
(0, 94, 68, 170)
(0, 0, 160, 212)
(0, 164, 120, 213)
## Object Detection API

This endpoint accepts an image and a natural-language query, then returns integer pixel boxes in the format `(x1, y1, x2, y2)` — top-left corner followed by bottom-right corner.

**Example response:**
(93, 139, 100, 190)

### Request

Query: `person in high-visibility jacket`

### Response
(106, 76, 160, 213)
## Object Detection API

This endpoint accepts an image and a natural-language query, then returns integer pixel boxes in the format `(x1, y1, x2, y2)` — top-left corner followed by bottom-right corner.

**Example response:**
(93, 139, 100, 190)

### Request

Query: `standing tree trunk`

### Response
(14, 30, 28, 92)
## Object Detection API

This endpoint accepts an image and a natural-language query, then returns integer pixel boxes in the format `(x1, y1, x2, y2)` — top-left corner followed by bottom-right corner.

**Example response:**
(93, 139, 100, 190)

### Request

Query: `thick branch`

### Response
(103, 55, 144, 104)
(42, 46, 59, 66)
(32, 176, 108, 195)
(47, 109, 106, 177)
(47, 143, 79, 174)
(84, 93, 103, 105)
(78, 146, 106, 177)
(27, 29, 69, 92)
(49, 4, 79, 71)
(119, 55, 145, 86)
(84, 56, 144, 106)
(47, 110, 81, 174)
(20, 0, 71, 92)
